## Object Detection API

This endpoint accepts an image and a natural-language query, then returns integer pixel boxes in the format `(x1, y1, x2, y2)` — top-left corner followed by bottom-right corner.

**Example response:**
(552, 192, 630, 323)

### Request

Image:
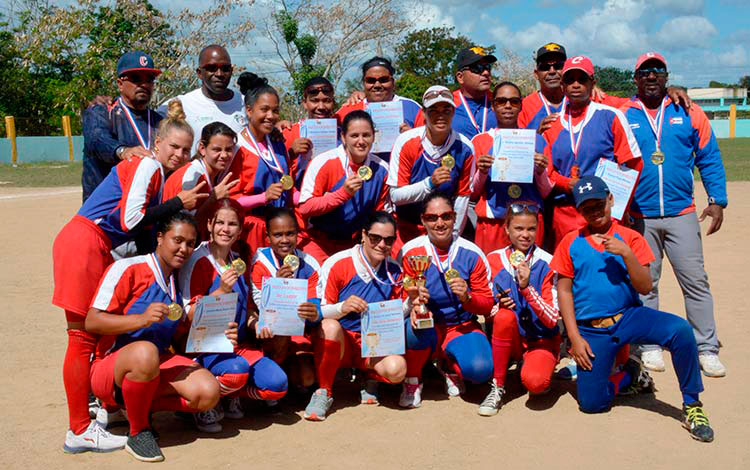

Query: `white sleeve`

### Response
(322, 302, 343, 319)
(454, 195, 469, 237)
(390, 177, 433, 205)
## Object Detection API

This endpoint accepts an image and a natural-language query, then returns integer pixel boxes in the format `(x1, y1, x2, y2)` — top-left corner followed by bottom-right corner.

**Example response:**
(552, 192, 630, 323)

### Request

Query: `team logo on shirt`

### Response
(669, 117, 683, 125)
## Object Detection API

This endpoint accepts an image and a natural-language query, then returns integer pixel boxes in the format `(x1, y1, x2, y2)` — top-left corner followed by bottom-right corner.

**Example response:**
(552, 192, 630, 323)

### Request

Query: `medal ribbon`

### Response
(426, 240, 459, 274)
(637, 97, 667, 152)
(150, 253, 176, 302)
(264, 248, 299, 278)
(242, 127, 285, 175)
(458, 91, 488, 133)
(565, 104, 593, 171)
(118, 98, 151, 150)
(357, 245, 397, 286)
(539, 92, 567, 117)
(420, 130, 453, 165)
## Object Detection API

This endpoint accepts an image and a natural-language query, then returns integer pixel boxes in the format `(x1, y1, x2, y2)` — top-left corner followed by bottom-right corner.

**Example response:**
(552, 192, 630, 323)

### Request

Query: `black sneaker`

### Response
(618, 359, 656, 396)
(683, 401, 714, 442)
(125, 430, 164, 462)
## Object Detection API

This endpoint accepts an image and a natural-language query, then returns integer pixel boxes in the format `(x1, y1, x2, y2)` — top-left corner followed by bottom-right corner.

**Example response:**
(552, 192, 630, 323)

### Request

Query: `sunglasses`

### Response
(201, 64, 233, 73)
(364, 76, 392, 85)
(462, 62, 493, 74)
(537, 61, 565, 72)
(562, 74, 592, 85)
(493, 97, 522, 108)
(423, 89, 453, 102)
(121, 74, 156, 85)
(508, 203, 540, 214)
(305, 86, 334, 96)
(635, 67, 667, 78)
(422, 211, 456, 223)
(366, 232, 397, 246)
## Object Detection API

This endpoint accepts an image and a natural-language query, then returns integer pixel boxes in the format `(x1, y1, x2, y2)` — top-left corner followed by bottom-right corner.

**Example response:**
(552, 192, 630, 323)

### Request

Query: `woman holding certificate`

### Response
(304, 212, 407, 421)
(52, 100, 207, 455)
(86, 213, 230, 462)
(178, 199, 290, 433)
(298, 110, 391, 263)
(399, 193, 495, 408)
(228, 73, 294, 256)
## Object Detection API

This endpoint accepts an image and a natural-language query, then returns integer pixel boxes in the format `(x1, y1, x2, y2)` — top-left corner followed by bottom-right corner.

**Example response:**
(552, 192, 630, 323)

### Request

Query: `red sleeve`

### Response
(517, 94, 537, 130)
(189, 258, 217, 297)
(251, 259, 269, 291)
(93, 265, 135, 313)
(227, 149, 246, 198)
(306, 271, 319, 299)
(240, 149, 260, 195)
(464, 254, 494, 316)
(298, 187, 353, 217)
(596, 93, 628, 108)
(611, 112, 641, 169)
(323, 266, 343, 304)
(621, 228, 655, 265)
(282, 124, 300, 153)
(520, 269, 559, 329)
(414, 109, 425, 128)
(162, 169, 183, 203)
(544, 130, 572, 193)
(375, 175, 389, 211)
(550, 233, 576, 278)
(457, 151, 474, 197)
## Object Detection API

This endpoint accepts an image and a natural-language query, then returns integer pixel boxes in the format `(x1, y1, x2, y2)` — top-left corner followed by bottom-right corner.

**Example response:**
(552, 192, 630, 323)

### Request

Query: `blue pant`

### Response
(197, 353, 288, 397)
(576, 306, 703, 413)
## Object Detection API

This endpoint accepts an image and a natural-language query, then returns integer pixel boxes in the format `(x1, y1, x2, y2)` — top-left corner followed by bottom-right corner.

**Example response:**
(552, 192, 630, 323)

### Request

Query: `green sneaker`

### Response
(683, 402, 714, 442)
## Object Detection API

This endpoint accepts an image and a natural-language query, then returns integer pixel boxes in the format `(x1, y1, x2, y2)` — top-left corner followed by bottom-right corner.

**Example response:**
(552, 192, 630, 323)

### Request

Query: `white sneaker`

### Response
(641, 349, 666, 372)
(63, 420, 128, 454)
(193, 406, 223, 433)
(399, 378, 423, 408)
(699, 353, 726, 377)
(442, 371, 465, 398)
(478, 379, 505, 416)
(95, 406, 128, 429)
(223, 397, 244, 419)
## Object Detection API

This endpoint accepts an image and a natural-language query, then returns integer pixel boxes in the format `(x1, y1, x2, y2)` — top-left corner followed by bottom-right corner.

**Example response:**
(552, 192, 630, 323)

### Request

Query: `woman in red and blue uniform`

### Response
(304, 212, 407, 421)
(86, 213, 227, 462)
(298, 110, 391, 263)
(399, 193, 495, 408)
(178, 199, 289, 432)
(52, 100, 206, 454)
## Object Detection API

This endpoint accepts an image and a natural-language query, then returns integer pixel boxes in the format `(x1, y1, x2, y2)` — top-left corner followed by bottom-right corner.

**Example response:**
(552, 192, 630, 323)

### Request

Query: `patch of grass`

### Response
(714, 138, 750, 181)
(0, 161, 82, 187)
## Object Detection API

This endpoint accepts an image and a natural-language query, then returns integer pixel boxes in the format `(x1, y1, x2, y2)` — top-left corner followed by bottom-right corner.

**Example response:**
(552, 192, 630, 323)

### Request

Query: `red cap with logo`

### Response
(634, 52, 667, 71)
(562, 55, 594, 77)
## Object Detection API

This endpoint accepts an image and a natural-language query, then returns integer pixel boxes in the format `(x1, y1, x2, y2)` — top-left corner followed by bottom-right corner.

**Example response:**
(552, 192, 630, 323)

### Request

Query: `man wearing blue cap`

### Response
(81, 51, 163, 201)
(550, 175, 715, 443)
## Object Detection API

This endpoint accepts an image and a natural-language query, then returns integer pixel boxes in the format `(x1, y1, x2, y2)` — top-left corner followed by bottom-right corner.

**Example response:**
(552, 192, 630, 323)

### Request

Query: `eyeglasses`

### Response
(462, 62, 492, 74)
(508, 203, 540, 214)
(305, 85, 334, 96)
(120, 74, 156, 85)
(562, 74, 591, 85)
(201, 64, 233, 73)
(423, 89, 453, 102)
(422, 211, 456, 223)
(536, 61, 565, 72)
(364, 76, 392, 85)
(492, 97, 522, 108)
(635, 67, 667, 78)
(365, 232, 397, 246)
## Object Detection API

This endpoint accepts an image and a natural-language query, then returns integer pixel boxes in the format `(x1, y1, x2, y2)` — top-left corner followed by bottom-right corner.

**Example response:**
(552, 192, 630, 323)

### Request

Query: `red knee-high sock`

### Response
(150, 395, 196, 413)
(491, 309, 518, 386)
(217, 373, 249, 397)
(615, 345, 630, 367)
(63, 329, 97, 434)
(405, 348, 431, 379)
(121, 376, 159, 436)
(314, 339, 341, 395)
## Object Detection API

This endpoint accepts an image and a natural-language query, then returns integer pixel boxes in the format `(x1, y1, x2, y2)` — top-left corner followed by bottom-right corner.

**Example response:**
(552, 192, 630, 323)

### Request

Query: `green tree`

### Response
(594, 66, 636, 97)
(739, 76, 750, 89)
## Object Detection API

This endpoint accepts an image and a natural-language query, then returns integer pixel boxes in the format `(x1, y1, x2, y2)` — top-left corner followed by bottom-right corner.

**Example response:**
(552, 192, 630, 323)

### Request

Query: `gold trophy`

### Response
(407, 255, 434, 329)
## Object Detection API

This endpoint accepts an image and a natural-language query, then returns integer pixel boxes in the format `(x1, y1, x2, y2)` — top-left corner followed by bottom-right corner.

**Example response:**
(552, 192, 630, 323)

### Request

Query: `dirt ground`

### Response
(1, 184, 748, 470)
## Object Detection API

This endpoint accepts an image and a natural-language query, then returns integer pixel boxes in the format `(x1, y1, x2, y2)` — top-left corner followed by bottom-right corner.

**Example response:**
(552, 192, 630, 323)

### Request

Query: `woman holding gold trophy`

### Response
(399, 193, 495, 408)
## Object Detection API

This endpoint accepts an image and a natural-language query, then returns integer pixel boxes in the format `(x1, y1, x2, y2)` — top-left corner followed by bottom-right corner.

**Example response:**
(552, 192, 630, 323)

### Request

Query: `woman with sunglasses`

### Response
(336, 56, 421, 161)
(304, 212, 407, 421)
(388, 85, 474, 255)
(399, 193, 495, 407)
(478, 203, 561, 416)
(541, 56, 642, 247)
(298, 110, 391, 262)
(227, 73, 294, 257)
(471, 81, 553, 254)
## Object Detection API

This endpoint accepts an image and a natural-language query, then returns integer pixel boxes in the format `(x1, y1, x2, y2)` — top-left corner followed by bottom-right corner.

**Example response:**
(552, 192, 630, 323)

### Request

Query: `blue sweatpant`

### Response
(197, 353, 288, 400)
(576, 306, 704, 413)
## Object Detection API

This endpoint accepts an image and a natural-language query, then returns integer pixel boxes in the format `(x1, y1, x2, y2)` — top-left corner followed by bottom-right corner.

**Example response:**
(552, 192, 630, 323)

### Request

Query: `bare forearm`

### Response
(85, 308, 145, 335)
(557, 279, 581, 341)
(623, 253, 651, 294)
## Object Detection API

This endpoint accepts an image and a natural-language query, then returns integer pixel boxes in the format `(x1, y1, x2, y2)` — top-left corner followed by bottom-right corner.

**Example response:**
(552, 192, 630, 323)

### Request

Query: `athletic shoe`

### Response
(95, 406, 128, 429)
(478, 379, 505, 416)
(193, 407, 222, 433)
(683, 402, 714, 442)
(557, 358, 577, 380)
(265, 400, 279, 408)
(437, 367, 464, 397)
(399, 378, 423, 408)
(63, 420, 128, 454)
(618, 359, 656, 396)
(125, 429, 164, 462)
(88, 395, 99, 419)
(360, 379, 379, 405)
(641, 349, 666, 372)
(214, 401, 225, 421)
(698, 353, 726, 378)
(223, 397, 244, 419)
(304, 389, 333, 421)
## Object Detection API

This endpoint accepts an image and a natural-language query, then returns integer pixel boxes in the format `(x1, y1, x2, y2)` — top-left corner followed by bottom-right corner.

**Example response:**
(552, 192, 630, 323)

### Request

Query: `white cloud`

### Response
(654, 16, 717, 50)
(718, 45, 748, 67)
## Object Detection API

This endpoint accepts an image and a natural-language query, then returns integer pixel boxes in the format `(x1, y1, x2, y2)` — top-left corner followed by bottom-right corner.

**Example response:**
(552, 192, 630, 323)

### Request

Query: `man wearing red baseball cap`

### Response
(541, 55, 643, 247)
(621, 52, 727, 378)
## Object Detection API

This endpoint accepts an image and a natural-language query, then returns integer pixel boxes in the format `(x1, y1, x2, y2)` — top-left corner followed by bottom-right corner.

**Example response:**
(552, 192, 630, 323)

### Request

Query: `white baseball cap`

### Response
(422, 85, 455, 109)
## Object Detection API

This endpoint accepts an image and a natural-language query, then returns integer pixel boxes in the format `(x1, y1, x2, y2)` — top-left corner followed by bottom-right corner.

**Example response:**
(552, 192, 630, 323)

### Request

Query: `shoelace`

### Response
(481, 386, 502, 407)
(198, 409, 219, 422)
(310, 392, 329, 408)
(686, 406, 709, 426)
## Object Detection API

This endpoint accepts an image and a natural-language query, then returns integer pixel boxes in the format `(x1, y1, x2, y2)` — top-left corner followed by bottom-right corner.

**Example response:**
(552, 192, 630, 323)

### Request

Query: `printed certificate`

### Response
(259, 277, 307, 337)
(594, 158, 638, 220)
(301, 118, 338, 157)
(490, 128, 536, 183)
(361, 299, 405, 358)
(367, 101, 404, 154)
(186, 293, 238, 353)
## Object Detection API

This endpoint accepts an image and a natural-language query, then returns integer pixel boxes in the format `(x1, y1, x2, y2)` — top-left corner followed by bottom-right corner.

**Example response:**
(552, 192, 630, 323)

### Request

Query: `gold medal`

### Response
(507, 184, 522, 199)
(444, 268, 460, 282)
(167, 302, 183, 321)
(357, 165, 372, 181)
(441, 155, 455, 169)
(651, 151, 665, 165)
(402, 276, 415, 289)
(509, 250, 526, 268)
(283, 254, 300, 270)
(280, 174, 294, 190)
(231, 258, 246, 275)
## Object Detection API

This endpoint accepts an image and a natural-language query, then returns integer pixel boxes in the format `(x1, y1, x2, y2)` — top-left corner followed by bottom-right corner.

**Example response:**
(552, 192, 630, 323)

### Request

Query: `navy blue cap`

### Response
(117, 51, 161, 77)
(573, 175, 610, 207)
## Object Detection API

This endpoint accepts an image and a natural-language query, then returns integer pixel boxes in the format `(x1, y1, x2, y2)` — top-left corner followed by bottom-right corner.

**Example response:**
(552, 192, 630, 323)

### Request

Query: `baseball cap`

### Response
(422, 85, 455, 109)
(573, 176, 610, 208)
(634, 52, 667, 71)
(456, 46, 497, 70)
(117, 51, 161, 77)
(534, 42, 567, 63)
(562, 56, 594, 78)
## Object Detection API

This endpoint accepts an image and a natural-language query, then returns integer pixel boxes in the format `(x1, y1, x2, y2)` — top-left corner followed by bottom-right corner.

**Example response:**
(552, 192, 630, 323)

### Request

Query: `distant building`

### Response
(688, 88, 748, 113)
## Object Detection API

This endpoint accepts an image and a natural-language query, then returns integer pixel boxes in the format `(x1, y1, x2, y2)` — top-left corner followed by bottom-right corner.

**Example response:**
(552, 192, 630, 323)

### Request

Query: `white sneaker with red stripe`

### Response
(63, 420, 128, 454)
(399, 378, 423, 408)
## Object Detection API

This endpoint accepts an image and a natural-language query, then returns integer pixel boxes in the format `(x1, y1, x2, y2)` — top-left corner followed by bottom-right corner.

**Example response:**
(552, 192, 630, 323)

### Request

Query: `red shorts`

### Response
(242, 215, 268, 258)
(52, 216, 113, 319)
(475, 215, 545, 254)
(340, 330, 374, 370)
(436, 320, 485, 357)
(298, 229, 353, 264)
(90, 350, 196, 408)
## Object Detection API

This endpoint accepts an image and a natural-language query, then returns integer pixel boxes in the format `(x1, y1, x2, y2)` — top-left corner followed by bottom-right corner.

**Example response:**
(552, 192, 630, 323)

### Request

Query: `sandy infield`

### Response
(0, 184, 747, 470)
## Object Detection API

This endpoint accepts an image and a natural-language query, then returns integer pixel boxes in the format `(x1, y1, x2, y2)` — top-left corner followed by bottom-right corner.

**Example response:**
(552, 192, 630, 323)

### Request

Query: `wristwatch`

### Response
(115, 146, 125, 159)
